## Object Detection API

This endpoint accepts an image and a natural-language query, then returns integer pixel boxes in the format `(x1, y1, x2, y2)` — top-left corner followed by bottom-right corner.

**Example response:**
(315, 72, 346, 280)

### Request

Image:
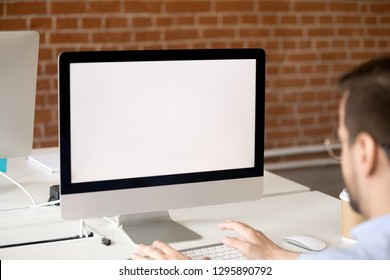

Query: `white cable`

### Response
(35, 200, 60, 207)
(79, 219, 84, 237)
(103, 216, 120, 226)
(84, 223, 104, 238)
(0, 171, 60, 210)
(79, 219, 90, 238)
(0, 171, 37, 206)
(84, 221, 113, 246)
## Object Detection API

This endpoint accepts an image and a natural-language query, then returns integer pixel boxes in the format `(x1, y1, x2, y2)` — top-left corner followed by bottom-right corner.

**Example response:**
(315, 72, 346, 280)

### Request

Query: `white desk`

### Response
(0, 148, 353, 260)
(0, 191, 353, 260)
(3, 147, 310, 202)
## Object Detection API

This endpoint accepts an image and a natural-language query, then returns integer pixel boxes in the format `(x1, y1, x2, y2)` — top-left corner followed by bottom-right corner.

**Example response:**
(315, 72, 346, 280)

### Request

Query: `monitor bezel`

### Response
(59, 48, 265, 196)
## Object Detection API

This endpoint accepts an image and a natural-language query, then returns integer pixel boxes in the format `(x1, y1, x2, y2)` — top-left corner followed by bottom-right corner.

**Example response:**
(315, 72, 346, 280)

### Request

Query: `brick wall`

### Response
(1, 0, 390, 154)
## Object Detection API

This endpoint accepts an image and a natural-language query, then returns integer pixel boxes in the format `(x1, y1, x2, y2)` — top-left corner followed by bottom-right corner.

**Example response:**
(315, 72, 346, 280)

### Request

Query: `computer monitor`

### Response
(0, 31, 39, 169)
(58, 48, 265, 244)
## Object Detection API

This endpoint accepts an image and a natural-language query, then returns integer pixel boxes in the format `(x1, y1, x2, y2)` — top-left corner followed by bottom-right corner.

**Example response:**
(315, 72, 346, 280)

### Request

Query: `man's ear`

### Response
(355, 132, 377, 175)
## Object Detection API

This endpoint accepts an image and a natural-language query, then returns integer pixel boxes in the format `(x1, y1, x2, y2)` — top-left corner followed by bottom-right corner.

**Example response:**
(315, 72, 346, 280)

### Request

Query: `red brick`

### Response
(310, 77, 327, 86)
(378, 40, 390, 48)
(321, 52, 347, 61)
(380, 17, 390, 24)
(105, 17, 128, 28)
(316, 65, 330, 73)
(299, 116, 315, 126)
(319, 16, 334, 24)
(299, 41, 312, 49)
(51, 1, 86, 14)
(288, 53, 317, 62)
(156, 17, 173, 26)
(57, 18, 78, 29)
(135, 31, 161, 42)
(258, 1, 290, 12)
(274, 28, 303, 37)
(221, 15, 237, 25)
(371, 3, 390, 13)
(88, 1, 120, 13)
(210, 42, 229, 48)
(216, 1, 253, 12)
(281, 118, 298, 126)
(242, 16, 258, 25)
(303, 126, 334, 137)
(332, 40, 345, 48)
(282, 40, 296, 49)
(45, 124, 60, 138)
(176, 16, 195, 25)
(300, 65, 314, 74)
(294, 2, 326, 11)
(273, 78, 306, 88)
(30, 17, 52, 29)
(200, 16, 219, 25)
(132, 17, 152, 28)
(281, 92, 299, 102)
(368, 28, 390, 37)
(34, 109, 53, 124)
(203, 29, 235, 38)
(338, 28, 364, 36)
(336, 16, 361, 24)
(262, 15, 278, 25)
(6, 1, 47, 15)
(239, 29, 270, 38)
(266, 104, 295, 115)
(365, 16, 378, 25)
(50, 32, 89, 44)
(166, 1, 211, 13)
(348, 40, 360, 48)
(0, 18, 27, 29)
(281, 16, 298, 24)
(38, 47, 53, 61)
(301, 16, 316, 24)
(123, 1, 161, 13)
(350, 52, 378, 60)
(165, 30, 198, 41)
(308, 28, 334, 37)
(82, 17, 102, 29)
(93, 32, 131, 43)
(267, 130, 300, 140)
(329, 2, 358, 12)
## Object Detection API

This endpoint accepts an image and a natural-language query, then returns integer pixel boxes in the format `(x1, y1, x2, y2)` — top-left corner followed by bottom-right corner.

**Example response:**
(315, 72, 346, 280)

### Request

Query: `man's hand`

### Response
(132, 240, 191, 260)
(219, 220, 299, 260)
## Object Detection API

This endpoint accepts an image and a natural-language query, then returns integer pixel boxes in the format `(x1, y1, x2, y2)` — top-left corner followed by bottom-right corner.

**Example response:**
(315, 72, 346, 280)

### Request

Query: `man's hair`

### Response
(338, 55, 390, 157)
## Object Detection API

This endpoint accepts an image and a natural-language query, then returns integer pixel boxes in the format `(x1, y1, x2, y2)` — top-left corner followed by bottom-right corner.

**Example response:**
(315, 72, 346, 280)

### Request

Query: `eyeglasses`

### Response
(324, 134, 342, 161)
(382, 145, 390, 158)
(325, 134, 390, 161)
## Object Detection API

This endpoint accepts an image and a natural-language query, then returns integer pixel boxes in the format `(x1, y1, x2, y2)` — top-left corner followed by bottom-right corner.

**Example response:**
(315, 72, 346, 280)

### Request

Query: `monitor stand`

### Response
(119, 211, 202, 244)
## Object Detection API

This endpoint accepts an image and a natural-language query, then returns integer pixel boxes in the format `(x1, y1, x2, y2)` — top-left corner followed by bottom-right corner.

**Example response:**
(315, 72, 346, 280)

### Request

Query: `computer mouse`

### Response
(283, 234, 327, 251)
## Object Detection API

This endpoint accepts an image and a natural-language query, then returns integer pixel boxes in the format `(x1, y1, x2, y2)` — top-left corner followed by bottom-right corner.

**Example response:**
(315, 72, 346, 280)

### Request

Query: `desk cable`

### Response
(0, 171, 61, 211)
(82, 220, 113, 246)
(0, 171, 37, 206)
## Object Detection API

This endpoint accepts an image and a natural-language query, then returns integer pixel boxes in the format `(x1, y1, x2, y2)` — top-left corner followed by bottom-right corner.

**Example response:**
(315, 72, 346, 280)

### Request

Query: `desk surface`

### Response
(2, 147, 309, 206)
(0, 148, 352, 260)
(0, 191, 353, 260)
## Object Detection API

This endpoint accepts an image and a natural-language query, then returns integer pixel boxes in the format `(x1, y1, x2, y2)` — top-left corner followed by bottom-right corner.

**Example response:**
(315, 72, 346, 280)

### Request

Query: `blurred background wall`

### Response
(1, 0, 390, 170)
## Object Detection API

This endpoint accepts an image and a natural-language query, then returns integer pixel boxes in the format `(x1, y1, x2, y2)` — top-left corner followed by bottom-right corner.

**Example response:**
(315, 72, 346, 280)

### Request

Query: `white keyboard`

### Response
(181, 243, 246, 260)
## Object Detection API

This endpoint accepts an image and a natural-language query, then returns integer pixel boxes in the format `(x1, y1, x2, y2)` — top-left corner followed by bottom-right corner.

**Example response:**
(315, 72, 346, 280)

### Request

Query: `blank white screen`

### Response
(70, 59, 256, 183)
